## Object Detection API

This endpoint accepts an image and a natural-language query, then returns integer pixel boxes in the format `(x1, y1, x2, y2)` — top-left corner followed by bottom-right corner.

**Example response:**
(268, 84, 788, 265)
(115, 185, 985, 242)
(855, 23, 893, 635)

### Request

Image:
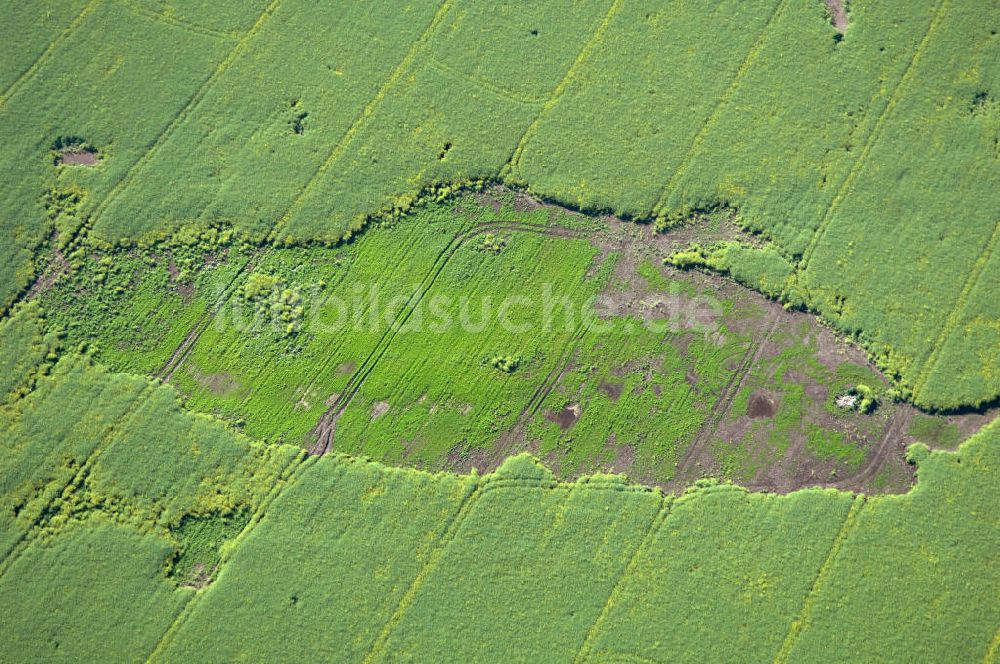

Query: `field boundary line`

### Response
(798, 0, 949, 270)
(0, 380, 157, 580)
(673, 314, 780, 483)
(267, 0, 455, 241)
(117, 0, 239, 40)
(144, 450, 318, 663)
(500, 0, 625, 179)
(362, 480, 484, 663)
(912, 218, 1000, 403)
(87, 0, 280, 232)
(589, 651, 662, 664)
(573, 496, 672, 663)
(985, 623, 1000, 664)
(773, 494, 867, 663)
(650, 0, 788, 218)
(0, 0, 99, 106)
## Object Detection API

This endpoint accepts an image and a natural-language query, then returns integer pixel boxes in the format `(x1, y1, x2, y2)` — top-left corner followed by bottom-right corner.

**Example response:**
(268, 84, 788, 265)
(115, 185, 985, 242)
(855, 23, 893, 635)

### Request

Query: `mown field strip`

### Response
(0, 0, 99, 106)
(116, 0, 239, 40)
(913, 218, 1000, 402)
(0, 381, 157, 580)
(798, 0, 949, 269)
(573, 496, 672, 664)
(773, 494, 868, 664)
(650, 0, 789, 217)
(145, 450, 316, 663)
(525, 318, 591, 420)
(267, 0, 455, 241)
(87, 0, 280, 230)
(362, 480, 484, 663)
(306, 220, 587, 454)
(501, 0, 626, 178)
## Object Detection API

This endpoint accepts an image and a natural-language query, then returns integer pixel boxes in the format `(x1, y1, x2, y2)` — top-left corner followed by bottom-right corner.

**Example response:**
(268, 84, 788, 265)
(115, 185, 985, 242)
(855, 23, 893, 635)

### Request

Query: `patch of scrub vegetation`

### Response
(168, 510, 250, 588)
(667, 241, 794, 300)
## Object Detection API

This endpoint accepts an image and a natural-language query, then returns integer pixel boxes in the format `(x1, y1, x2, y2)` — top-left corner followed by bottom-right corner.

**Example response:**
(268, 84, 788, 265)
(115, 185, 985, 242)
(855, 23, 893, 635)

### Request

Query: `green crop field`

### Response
(0, 0, 997, 661)
(0, 333, 996, 661)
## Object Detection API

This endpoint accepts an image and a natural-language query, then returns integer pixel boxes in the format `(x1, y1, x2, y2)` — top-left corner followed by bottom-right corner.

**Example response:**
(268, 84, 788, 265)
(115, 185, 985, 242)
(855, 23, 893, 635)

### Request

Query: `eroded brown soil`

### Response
(824, 0, 848, 32)
(59, 150, 98, 166)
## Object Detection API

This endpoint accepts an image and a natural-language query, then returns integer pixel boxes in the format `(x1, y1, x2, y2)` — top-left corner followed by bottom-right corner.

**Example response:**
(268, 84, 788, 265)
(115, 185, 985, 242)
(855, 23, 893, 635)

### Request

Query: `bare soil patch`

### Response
(747, 391, 777, 418)
(598, 380, 623, 401)
(824, 0, 849, 32)
(370, 400, 390, 419)
(603, 434, 636, 474)
(191, 370, 239, 396)
(545, 403, 581, 430)
(513, 191, 545, 212)
(59, 150, 98, 166)
(475, 191, 502, 212)
(26, 247, 69, 299)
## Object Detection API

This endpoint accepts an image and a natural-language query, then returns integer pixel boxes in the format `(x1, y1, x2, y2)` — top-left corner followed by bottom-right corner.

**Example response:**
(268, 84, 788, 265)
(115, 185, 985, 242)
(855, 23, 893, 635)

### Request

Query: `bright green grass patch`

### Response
(526, 316, 747, 482)
(805, 424, 864, 467)
(906, 413, 962, 449)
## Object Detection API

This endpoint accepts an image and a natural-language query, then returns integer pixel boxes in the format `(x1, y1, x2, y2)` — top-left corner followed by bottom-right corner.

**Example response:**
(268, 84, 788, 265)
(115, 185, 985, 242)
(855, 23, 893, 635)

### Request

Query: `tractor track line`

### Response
(0, 0, 99, 106)
(674, 315, 780, 481)
(0, 381, 157, 580)
(773, 495, 867, 663)
(145, 450, 318, 663)
(306, 221, 586, 454)
(426, 56, 545, 106)
(268, 0, 455, 242)
(525, 319, 591, 421)
(830, 407, 911, 491)
(158, 254, 259, 381)
(307, 225, 470, 454)
(651, 0, 789, 217)
(362, 480, 484, 663)
(117, 0, 239, 40)
(87, 0, 280, 232)
(501, 0, 625, 179)
(913, 218, 1000, 403)
(573, 496, 673, 663)
(798, 0, 949, 270)
(985, 623, 1000, 664)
